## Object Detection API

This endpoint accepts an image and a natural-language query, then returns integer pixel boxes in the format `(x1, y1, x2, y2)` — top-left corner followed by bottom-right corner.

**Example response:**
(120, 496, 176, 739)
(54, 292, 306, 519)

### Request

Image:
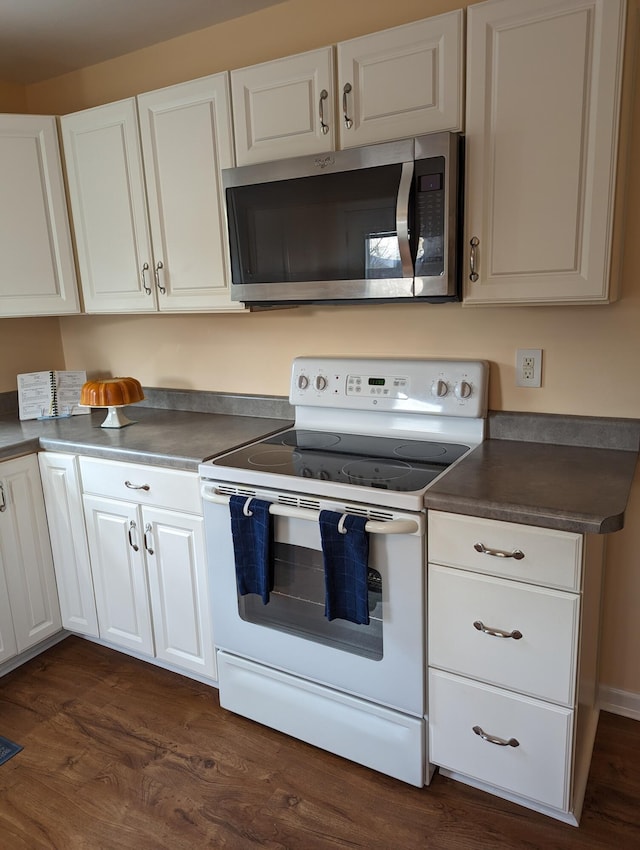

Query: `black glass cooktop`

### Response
(211, 429, 470, 493)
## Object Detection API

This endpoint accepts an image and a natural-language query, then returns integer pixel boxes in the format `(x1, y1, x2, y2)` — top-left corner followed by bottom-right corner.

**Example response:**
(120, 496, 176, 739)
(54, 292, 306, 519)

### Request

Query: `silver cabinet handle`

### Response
(319, 89, 329, 135)
(473, 726, 519, 748)
(143, 522, 154, 555)
(474, 542, 525, 560)
(141, 262, 151, 294)
(473, 620, 523, 640)
(125, 480, 150, 491)
(0, 482, 6, 512)
(342, 83, 353, 129)
(128, 520, 139, 552)
(469, 236, 480, 282)
(154, 260, 166, 294)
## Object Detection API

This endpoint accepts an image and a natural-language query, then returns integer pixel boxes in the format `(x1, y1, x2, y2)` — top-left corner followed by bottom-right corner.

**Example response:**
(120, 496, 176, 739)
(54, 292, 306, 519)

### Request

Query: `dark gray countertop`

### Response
(0, 407, 293, 471)
(1, 398, 638, 535)
(424, 439, 639, 534)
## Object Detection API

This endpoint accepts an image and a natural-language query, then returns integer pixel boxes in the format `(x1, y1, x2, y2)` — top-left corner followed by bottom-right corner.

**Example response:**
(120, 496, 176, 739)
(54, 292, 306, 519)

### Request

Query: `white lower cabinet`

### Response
(427, 510, 604, 824)
(80, 457, 215, 680)
(0, 455, 62, 663)
(38, 452, 99, 637)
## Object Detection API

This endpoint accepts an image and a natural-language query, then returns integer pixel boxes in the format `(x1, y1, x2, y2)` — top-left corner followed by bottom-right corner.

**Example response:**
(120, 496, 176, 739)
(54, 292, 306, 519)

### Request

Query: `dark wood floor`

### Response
(0, 638, 638, 849)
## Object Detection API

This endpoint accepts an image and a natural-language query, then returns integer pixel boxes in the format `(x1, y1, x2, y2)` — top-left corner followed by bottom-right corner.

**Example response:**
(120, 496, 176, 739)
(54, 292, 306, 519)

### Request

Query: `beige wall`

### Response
(0, 318, 66, 390)
(0, 79, 26, 111)
(13, 0, 640, 696)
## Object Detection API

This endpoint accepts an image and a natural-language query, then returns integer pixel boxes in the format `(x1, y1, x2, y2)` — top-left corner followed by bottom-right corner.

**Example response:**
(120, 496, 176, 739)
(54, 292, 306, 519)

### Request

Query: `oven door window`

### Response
(238, 539, 383, 661)
(226, 164, 404, 285)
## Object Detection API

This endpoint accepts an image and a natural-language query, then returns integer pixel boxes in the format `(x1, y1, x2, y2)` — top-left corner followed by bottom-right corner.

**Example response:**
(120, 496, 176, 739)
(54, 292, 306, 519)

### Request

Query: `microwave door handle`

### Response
(396, 161, 414, 279)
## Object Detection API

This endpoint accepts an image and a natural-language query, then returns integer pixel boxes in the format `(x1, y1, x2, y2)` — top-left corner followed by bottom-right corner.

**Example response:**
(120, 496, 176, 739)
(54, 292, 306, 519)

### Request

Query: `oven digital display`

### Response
(368, 378, 386, 386)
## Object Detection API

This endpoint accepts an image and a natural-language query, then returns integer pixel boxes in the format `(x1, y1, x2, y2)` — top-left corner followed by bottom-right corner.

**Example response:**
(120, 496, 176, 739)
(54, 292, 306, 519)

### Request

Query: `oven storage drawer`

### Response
(429, 669, 573, 811)
(217, 650, 426, 787)
(428, 564, 579, 705)
(79, 457, 201, 513)
(428, 511, 582, 591)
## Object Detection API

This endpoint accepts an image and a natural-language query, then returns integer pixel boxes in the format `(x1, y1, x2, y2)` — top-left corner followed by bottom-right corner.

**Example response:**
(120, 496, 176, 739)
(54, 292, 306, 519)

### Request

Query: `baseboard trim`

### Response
(599, 685, 640, 720)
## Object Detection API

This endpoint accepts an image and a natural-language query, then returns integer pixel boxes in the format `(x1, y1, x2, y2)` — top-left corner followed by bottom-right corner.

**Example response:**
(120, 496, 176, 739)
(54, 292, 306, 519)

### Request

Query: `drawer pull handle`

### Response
(473, 726, 519, 748)
(143, 522, 154, 555)
(125, 480, 150, 491)
(128, 520, 139, 552)
(473, 542, 525, 560)
(473, 620, 523, 640)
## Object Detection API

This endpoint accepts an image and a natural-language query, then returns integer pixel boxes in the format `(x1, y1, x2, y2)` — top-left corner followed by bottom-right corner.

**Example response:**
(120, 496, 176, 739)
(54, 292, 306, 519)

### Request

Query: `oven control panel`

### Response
(290, 357, 489, 418)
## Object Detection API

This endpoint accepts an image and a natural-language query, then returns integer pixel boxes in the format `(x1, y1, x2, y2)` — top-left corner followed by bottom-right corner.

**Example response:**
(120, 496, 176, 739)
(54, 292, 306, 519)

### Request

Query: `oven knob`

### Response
(297, 374, 309, 390)
(431, 379, 449, 398)
(455, 380, 473, 399)
(315, 375, 328, 391)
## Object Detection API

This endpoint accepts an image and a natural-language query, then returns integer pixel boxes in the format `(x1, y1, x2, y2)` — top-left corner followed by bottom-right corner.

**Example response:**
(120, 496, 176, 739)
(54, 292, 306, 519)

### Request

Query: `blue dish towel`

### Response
(319, 510, 370, 625)
(229, 495, 273, 604)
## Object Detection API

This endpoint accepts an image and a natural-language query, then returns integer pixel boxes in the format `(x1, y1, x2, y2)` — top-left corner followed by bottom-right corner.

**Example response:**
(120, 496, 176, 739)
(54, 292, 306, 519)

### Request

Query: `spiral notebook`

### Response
(17, 371, 90, 420)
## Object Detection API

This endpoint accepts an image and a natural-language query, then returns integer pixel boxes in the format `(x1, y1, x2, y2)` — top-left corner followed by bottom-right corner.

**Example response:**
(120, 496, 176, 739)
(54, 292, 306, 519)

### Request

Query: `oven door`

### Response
(201, 482, 426, 717)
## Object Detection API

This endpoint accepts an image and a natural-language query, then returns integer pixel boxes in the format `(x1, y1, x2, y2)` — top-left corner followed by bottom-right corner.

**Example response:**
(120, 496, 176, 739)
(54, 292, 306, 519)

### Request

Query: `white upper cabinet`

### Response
(336, 10, 464, 149)
(463, 0, 626, 305)
(231, 10, 464, 165)
(61, 73, 243, 313)
(231, 47, 335, 165)
(0, 114, 80, 317)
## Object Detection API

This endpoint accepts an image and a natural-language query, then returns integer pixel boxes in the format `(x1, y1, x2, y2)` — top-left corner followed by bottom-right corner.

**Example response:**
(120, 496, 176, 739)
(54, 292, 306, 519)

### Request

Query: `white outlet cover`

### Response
(516, 348, 542, 388)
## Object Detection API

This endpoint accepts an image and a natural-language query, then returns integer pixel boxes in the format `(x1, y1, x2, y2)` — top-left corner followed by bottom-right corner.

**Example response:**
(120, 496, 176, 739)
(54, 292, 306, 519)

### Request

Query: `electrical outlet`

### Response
(516, 348, 542, 388)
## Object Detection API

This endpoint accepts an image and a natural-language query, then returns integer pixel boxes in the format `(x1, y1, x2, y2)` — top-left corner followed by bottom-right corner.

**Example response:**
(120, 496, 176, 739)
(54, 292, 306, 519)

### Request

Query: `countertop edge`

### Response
(423, 494, 624, 535)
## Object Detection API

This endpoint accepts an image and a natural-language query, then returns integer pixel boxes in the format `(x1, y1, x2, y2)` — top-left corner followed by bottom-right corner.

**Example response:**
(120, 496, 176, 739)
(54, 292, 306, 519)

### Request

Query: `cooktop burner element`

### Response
(200, 356, 489, 511)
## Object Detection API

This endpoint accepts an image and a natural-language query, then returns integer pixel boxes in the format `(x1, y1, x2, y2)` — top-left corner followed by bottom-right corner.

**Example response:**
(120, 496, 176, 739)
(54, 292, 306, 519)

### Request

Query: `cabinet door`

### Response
(337, 11, 464, 149)
(143, 506, 215, 679)
(0, 558, 18, 664)
(83, 494, 154, 656)
(0, 115, 80, 317)
(0, 455, 62, 652)
(38, 453, 98, 637)
(464, 0, 626, 304)
(138, 73, 242, 312)
(231, 47, 335, 164)
(60, 99, 156, 313)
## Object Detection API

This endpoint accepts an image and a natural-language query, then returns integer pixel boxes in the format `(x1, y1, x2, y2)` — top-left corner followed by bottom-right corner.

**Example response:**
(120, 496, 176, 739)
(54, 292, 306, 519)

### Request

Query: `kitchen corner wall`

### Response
(0, 79, 26, 112)
(16, 0, 640, 704)
(0, 318, 66, 390)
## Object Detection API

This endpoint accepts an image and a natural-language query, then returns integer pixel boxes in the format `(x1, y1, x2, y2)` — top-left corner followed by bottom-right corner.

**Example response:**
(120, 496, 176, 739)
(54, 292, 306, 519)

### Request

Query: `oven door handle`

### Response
(201, 487, 422, 536)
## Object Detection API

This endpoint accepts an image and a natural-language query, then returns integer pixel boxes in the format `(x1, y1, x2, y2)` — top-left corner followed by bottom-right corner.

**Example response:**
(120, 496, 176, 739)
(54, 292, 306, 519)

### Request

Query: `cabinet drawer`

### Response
(428, 565, 579, 705)
(79, 457, 201, 514)
(429, 669, 572, 811)
(428, 511, 582, 591)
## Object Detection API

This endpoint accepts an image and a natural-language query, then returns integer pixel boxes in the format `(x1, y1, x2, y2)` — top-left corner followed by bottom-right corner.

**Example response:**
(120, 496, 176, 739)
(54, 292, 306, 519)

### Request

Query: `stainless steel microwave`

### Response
(223, 132, 463, 306)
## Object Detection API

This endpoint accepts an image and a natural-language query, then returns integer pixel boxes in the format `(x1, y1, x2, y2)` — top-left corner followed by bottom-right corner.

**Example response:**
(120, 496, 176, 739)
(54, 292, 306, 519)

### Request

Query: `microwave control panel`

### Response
(290, 357, 489, 419)
(414, 156, 445, 276)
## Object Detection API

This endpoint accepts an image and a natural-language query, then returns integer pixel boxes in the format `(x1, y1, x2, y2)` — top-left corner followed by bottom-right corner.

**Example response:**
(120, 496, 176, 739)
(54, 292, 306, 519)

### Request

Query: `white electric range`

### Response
(199, 356, 489, 786)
